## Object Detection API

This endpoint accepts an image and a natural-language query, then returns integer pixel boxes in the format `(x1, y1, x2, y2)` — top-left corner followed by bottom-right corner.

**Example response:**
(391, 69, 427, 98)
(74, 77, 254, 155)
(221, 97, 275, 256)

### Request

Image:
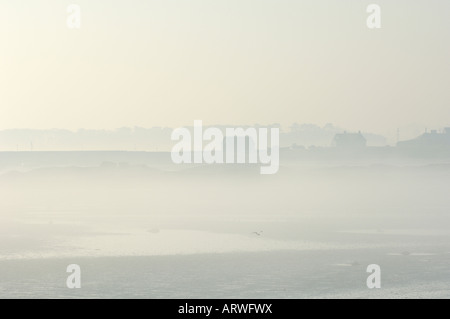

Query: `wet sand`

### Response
(1, 247, 449, 299)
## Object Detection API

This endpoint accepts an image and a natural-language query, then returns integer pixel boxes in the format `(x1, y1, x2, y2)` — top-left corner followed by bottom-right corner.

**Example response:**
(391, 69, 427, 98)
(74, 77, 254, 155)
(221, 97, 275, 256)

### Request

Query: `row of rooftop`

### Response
(333, 128, 450, 149)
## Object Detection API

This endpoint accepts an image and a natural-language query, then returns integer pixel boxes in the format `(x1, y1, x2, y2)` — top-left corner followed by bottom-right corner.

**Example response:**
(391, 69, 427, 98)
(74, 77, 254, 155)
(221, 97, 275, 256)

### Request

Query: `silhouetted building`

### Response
(332, 132, 366, 149)
(397, 128, 450, 149)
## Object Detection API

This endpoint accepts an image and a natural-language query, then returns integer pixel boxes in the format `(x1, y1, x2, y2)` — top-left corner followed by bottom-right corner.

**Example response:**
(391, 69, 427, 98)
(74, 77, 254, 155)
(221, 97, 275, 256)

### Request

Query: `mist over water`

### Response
(2, 0, 450, 300)
(1, 152, 449, 298)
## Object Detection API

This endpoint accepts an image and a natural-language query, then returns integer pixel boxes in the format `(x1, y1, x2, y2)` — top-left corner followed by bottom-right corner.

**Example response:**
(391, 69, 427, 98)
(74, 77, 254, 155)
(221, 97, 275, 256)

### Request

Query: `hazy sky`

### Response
(1, 0, 449, 138)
